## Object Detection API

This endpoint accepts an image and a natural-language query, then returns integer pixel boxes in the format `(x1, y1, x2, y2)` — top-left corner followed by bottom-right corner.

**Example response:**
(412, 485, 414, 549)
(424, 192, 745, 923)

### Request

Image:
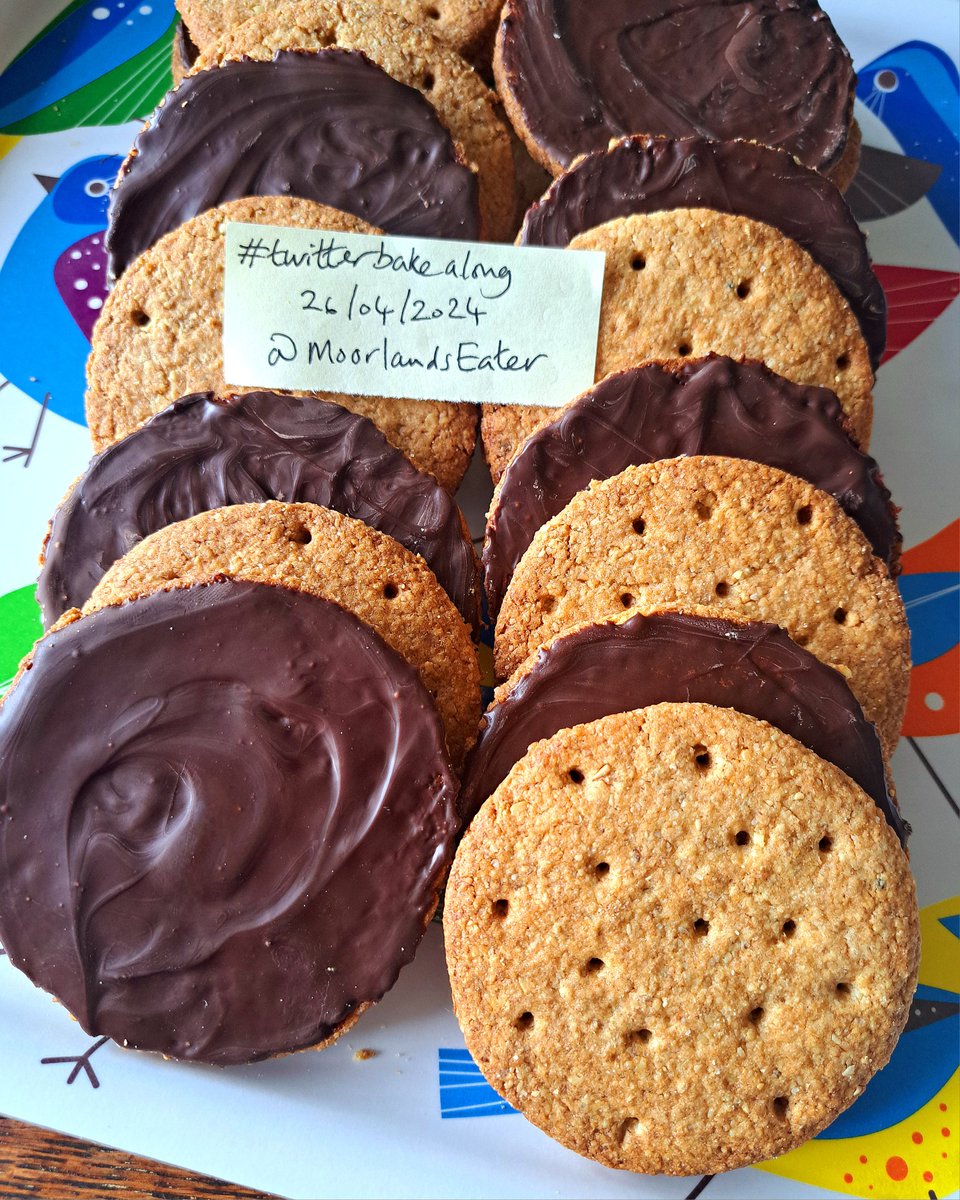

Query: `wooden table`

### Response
(0, 1116, 277, 1198)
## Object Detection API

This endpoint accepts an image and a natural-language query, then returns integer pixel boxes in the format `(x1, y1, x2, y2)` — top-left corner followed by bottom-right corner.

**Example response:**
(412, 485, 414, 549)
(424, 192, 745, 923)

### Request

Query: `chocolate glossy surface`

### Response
(39, 391, 480, 633)
(107, 49, 479, 278)
(173, 21, 199, 74)
(520, 136, 885, 368)
(0, 581, 459, 1065)
(459, 609, 903, 845)
(484, 358, 898, 616)
(499, 0, 854, 173)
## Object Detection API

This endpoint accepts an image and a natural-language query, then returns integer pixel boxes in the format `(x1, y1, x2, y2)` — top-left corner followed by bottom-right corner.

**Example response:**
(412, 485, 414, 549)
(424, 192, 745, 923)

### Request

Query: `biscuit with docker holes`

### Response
(518, 136, 885, 369)
(492, 0, 858, 181)
(0, 577, 458, 1065)
(482, 357, 899, 617)
(38, 391, 480, 634)
(177, 0, 501, 59)
(445, 702, 919, 1174)
(193, 0, 515, 241)
(460, 605, 904, 846)
(86, 196, 478, 492)
(85, 501, 481, 769)
(481, 209, 874, 481)
(494, 456, 909, 757)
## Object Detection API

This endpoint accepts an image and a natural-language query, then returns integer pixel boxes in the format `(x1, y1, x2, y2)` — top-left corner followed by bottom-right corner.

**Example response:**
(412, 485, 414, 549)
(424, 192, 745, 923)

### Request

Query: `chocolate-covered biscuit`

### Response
(494, 0, 855, 179)
(520, 137, 885, 369)
(84, 501, 481, 769)
(107, 48, 480, 280)
(482, 209, 875, 480)
(483, 358, 899, 615)
(194, 0, 515, 240)
(87, 196, 479, 492)
(40, 391, 480, 634)
(0, 580, 459, 1065)
(460, 607, 904, 845)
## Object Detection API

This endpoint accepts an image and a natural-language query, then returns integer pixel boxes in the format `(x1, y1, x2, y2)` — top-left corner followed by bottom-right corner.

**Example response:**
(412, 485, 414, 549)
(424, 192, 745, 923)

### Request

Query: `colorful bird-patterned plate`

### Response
(0, 2, 956, 1198)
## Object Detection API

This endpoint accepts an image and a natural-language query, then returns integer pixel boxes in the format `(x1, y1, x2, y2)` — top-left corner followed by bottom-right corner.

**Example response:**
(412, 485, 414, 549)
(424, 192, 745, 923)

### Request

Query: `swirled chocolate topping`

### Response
(498, 0, 854, 174)
(459, 609, 904, 845)
(38, 391, 480, 633)
(484, 357, 898, 616)
(0, 580, 459, 1065)
(106, 49, 479, 279)
(520, 136, 885, 368)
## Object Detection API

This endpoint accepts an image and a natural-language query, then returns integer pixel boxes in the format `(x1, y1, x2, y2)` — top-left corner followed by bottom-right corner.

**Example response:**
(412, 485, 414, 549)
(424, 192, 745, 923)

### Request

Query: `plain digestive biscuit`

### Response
(85, 196, 479, 492)
(85, 501, 481, 770)
(444, 702, 919, 1175)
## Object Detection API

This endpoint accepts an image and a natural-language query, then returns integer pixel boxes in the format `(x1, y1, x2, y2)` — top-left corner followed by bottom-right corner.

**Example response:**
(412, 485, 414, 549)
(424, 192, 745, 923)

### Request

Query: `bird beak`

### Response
(34, 174, 58, 194)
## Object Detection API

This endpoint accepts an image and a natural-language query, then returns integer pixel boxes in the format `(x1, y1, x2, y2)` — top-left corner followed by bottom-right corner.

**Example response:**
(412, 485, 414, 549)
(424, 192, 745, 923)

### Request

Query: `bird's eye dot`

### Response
(875, 69, 899, 92)
(84, 180, 108, 197)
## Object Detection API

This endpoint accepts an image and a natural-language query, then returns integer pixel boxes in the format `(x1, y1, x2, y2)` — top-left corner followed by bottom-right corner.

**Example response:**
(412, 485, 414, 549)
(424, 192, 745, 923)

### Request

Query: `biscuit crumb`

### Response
(354, 1048, 378, 1061)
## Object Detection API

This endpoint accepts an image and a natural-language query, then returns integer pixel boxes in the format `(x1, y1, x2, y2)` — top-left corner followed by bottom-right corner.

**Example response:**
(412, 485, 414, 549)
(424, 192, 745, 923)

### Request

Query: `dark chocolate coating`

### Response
(498, 0, 854, 174)
(0, 581, 459, 1065)
(173, 21, 200, 75)
(459, 610, 904, 845)
(520, 136, 886, 369)
(483, 358, 899, 616)
(106, 49, 480, 279)
(38, 391, 480, 634)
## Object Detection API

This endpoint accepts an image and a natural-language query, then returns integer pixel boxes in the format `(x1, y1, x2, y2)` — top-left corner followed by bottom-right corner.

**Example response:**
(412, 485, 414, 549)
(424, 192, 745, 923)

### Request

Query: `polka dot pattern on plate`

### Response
(54, 232, 111, 342)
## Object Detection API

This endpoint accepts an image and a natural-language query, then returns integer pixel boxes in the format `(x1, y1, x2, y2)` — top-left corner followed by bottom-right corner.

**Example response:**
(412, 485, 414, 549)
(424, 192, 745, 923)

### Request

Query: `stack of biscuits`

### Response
(0, 0, 920, 1182)
(0, 0, 516, 1065)
(448, 0, 918, 1179)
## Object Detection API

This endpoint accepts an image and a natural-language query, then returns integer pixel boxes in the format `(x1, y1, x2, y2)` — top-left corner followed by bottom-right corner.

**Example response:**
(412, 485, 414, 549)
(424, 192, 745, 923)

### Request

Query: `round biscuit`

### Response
(194, 0, 515, 241)
(85, 195, 478, 492)
(494, 455, 909, 757)
(445, 702, 919, 1174)
(85, 500, 481, 769)
(482, 209, 874, 480)
(491, 0, 857, 184)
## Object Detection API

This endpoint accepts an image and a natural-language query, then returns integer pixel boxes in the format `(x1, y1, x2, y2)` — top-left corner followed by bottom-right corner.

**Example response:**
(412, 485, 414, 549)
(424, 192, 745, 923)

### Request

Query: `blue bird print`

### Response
(856, 41, 959, 244)
(438, 1049, 516, 1118)
(0, 155, 122, 427)
(0, 0, 175, 135)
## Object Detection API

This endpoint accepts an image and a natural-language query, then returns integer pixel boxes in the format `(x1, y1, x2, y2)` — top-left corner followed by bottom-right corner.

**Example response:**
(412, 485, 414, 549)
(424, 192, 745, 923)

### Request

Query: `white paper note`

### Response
(222, 223, 605, 407)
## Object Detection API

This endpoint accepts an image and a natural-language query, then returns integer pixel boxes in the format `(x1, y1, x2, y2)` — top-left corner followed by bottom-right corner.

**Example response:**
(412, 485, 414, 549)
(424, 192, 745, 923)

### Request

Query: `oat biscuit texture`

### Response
(444, 702, 919, 1175)
(495, 456, 908, 757)
(193, 0, 515, 240)
(85, 501, 481, 768)
(86, 196, 478, 491)
(177, 0, 501, 58)
(481, 209, 873, 480)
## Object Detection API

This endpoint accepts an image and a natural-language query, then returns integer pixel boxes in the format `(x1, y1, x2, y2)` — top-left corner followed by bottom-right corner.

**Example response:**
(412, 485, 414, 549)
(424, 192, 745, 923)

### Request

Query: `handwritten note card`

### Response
(223, 224, 605, 407)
